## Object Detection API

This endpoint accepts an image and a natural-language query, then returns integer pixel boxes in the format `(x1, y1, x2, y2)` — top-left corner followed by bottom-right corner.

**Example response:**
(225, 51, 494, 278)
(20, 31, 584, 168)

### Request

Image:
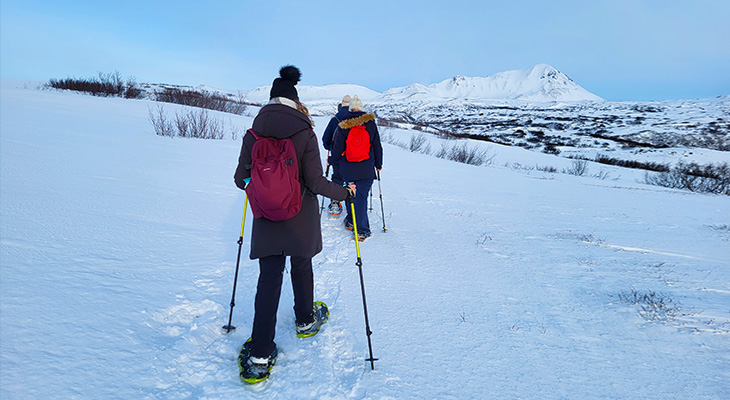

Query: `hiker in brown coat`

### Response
(234, 65, 355, 382)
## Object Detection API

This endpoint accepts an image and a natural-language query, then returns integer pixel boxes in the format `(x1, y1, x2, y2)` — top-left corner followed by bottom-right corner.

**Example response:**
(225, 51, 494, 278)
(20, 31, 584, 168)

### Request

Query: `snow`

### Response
(2, 81, 730, 399)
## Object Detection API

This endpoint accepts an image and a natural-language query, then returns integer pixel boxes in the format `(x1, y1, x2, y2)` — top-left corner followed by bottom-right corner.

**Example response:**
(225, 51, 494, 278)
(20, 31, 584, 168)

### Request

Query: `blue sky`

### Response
(1, 0, 728, 101)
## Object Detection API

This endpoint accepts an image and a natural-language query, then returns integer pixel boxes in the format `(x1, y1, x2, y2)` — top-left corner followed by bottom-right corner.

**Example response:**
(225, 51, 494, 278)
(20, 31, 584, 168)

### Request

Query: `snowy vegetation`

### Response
(45, 67, 730, 195)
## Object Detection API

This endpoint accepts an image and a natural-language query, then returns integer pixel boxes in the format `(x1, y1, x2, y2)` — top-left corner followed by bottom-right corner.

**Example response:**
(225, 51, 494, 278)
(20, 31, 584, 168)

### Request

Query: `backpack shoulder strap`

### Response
(248, 128, 261, 140)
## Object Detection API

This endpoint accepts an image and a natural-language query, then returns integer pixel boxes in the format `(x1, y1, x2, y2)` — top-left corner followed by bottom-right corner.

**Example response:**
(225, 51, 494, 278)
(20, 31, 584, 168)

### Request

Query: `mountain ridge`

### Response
(244, 64, 603, 104)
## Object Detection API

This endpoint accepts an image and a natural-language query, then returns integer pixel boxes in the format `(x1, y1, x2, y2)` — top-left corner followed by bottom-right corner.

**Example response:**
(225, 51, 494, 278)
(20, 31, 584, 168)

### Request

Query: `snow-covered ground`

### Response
(1, 82, 729, 399)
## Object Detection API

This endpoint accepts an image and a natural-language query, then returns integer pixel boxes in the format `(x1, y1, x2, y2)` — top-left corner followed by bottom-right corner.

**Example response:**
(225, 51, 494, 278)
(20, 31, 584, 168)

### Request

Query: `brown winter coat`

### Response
(234, 101, 349, 259)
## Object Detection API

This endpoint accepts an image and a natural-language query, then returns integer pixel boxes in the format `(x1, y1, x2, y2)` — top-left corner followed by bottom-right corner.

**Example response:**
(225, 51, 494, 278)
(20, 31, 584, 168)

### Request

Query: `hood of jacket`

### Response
(252, 101, 312, 139)
(338, 112, 376, 130)
(334, 105, 350, 121)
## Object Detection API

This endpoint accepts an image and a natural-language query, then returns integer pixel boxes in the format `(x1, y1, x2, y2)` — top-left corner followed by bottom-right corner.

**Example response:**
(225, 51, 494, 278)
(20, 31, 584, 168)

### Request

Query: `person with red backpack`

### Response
(321, 95, 352, 216)
(329, 95, 383, 241)
(233, 65, 355, 384)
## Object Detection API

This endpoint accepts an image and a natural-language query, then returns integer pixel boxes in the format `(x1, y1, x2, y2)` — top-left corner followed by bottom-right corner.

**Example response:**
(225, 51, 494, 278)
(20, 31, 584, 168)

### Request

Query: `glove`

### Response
(345, 184, 356, 202)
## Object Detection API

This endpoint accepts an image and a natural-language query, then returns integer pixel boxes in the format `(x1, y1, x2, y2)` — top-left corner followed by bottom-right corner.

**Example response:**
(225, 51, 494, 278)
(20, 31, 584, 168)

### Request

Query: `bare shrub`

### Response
(48, 71, 143, 98)
(380, 128, 406, 149)
(148, 105, 174, 137)
(148, 106, 229, 139)
(174, 111, 190, 138)
(230, 122, 243, 141)
(435, 142, 495, 166)
(592, 169, 615, 180)
(595, 155, 669, 172)
(618, 290, 680, 322)
(563, 160, 589, 176)
(409, 133, 427, 152)
(379, 129, 396, 145)
(175, 108, 224, 139)
(536, 165, 558, 173)
(644, 162, 730, 195)
(156, 88, 247, 115)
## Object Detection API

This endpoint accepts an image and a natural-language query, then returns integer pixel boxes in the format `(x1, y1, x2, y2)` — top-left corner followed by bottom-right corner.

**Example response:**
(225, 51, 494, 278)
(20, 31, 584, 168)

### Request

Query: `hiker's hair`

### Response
(296, 101, 315, 126)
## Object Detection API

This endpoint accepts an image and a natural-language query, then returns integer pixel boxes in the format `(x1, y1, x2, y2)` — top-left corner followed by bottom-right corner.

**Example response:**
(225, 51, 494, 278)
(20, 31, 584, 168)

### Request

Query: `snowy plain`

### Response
(1, 81, 729, 399)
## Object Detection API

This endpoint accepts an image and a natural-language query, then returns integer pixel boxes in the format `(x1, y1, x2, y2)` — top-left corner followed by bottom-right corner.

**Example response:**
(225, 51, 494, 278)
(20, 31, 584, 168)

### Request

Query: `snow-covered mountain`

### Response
(380, 64, 603, 102)
(241, 64, 602, 105)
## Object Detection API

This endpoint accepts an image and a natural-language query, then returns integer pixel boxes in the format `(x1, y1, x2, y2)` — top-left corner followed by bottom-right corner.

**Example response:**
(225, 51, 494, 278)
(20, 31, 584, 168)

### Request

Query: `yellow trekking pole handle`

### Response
(351, 201, 362, 262)
(240, 194, 249, 237)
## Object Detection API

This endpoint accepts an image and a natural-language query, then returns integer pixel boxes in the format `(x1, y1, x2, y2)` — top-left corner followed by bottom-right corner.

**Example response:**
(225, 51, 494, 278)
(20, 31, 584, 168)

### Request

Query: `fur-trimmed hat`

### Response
(269, 65, 301, 101)
(341, 95, 351, 107)
(349, 95, 363, 112)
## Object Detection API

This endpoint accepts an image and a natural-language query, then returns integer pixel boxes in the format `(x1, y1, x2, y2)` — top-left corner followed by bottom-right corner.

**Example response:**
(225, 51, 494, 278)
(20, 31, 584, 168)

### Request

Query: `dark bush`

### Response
(543, 143, 561, 155)
(155, 88, 248, 115)
(595, 155, 670, 172)
(644, 162, 730, 195)
(48, 71, 143, 99)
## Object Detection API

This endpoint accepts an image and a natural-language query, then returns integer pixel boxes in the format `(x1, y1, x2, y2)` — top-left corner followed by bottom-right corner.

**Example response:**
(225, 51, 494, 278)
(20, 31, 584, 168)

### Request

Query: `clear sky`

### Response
(1, 0, 728, 101)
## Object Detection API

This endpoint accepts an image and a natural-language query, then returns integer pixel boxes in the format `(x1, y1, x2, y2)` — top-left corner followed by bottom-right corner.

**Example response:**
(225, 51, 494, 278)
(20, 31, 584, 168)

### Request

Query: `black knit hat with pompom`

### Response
(269, 65, 301, 101)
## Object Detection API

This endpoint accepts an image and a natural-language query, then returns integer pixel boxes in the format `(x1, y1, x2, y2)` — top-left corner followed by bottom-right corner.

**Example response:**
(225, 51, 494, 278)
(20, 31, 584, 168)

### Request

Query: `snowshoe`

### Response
(296, 301, 329, 338)
(328, 201, 343, 216)
(344, 219, 354, 231)
(238, 339, 278, 384)
(354, 230, 372, 242)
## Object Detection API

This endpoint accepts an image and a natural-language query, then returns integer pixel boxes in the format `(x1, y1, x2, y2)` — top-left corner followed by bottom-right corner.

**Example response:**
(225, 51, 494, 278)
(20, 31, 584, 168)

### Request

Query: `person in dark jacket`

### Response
(320, 95, 351, 215)
(329, 95, 383, 240)
(233, 65, 355, 383)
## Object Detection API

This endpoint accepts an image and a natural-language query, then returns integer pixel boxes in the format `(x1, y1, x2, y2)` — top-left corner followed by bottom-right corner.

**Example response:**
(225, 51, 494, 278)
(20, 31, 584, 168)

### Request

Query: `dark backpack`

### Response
(245, 129, 302, 221)
(345, 125, 371, 162)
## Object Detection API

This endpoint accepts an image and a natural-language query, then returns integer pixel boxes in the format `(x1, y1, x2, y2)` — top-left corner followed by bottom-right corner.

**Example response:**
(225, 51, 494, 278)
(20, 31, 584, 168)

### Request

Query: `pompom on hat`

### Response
(349, 95, 363, 112)
(269, 65, 301, 101)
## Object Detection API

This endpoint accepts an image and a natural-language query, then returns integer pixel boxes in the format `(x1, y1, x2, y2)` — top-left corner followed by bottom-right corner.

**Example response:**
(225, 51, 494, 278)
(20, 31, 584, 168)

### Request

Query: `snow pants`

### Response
(249, 254, 314, 358)
(344, 178, 373, 234)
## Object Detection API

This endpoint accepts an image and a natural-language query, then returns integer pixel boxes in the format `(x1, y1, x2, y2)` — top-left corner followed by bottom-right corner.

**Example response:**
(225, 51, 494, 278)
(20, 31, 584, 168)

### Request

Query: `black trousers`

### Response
(249, 254, 314, 358)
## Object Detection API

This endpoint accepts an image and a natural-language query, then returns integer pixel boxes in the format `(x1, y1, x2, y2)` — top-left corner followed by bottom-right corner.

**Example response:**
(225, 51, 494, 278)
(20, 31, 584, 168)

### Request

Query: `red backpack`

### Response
(345, 125, 371, 162)
(245, 129, 302, 221)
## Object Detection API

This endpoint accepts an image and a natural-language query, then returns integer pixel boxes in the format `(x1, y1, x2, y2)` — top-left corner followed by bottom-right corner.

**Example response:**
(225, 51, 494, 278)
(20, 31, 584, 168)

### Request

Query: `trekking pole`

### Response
(223, 195, 249, 333)
(320, 153, 331, 215)
(369, 189, 373, 211)
(376, 170, 387, 232)
(349, 198, 378, 370)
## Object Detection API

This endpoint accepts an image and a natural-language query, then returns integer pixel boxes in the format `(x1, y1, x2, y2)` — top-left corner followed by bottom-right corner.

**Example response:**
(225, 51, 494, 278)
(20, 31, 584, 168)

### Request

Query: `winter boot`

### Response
(344, 219, 354, 231)
(238, 339, 278, 384)
(328, 201, 343, 216)
(295, 301, 330, 338)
